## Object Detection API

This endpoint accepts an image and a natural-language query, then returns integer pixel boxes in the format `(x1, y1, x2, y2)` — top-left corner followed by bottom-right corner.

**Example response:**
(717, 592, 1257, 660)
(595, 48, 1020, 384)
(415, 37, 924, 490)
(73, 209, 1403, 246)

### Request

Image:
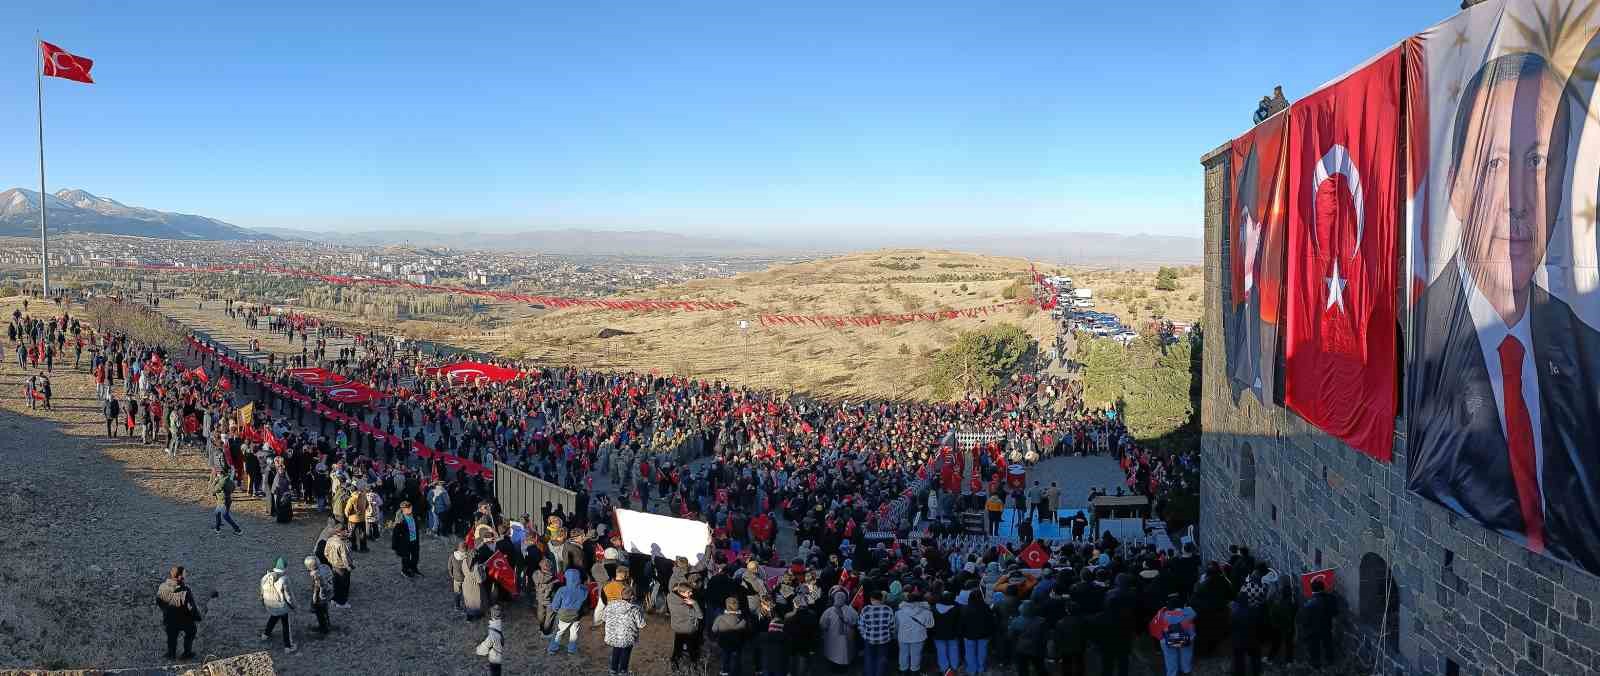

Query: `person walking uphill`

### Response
(548, 569, 587, 655)
(603, 582, 647, 676)
(259, 558, 297, 653)
(210, 467, 243, 536)
(155, 566, 202, 661)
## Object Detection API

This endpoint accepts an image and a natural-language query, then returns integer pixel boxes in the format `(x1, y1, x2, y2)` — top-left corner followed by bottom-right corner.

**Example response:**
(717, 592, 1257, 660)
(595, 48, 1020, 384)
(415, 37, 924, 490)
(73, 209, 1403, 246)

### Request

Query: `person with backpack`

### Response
(304, 556, 334, 636)
(1148, 594, 1196, 676)
(258, 558, 297, 653)
(210, 467, 243, 536)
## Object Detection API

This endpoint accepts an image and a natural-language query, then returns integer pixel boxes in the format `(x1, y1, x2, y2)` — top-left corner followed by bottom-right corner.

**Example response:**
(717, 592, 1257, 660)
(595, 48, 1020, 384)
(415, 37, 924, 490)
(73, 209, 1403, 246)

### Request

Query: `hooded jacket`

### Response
(550, 569, 587, 618)
(259, 570, 293, 616)
(894, 600, 934, 643)
(156, 579, 201, 626)
(667, 592, 704, 634)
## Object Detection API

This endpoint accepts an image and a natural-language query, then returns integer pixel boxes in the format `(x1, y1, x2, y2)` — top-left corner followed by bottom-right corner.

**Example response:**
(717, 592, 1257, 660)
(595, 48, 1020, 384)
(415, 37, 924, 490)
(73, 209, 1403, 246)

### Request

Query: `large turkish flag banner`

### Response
(1282, 48, 1402, 462)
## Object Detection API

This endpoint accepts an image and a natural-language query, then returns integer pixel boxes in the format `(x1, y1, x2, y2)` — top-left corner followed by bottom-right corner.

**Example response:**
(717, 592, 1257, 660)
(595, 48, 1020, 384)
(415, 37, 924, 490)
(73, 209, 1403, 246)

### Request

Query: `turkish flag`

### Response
(486, 551, 518, 596)
(1282, 48, 1401, 462)
(41, 41, 93, 83)
(1019, 541, 1050, 569)
(1300, 568, 1336, 598)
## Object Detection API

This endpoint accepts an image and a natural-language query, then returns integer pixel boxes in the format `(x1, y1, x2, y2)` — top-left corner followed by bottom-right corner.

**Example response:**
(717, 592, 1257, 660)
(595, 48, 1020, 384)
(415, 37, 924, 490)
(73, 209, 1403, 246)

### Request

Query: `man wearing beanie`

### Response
(259, 557, 297, 653)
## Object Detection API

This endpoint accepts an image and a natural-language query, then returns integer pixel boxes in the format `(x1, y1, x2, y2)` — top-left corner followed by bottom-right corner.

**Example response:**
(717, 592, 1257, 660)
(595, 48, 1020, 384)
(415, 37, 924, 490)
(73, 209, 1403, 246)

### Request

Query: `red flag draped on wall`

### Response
(1282, 49, 1402, 462)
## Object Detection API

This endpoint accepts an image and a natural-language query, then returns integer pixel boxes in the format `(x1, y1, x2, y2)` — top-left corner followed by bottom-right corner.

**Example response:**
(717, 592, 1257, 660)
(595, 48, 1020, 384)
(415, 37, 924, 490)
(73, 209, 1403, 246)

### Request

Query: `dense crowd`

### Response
(3, 293, 1345, 675)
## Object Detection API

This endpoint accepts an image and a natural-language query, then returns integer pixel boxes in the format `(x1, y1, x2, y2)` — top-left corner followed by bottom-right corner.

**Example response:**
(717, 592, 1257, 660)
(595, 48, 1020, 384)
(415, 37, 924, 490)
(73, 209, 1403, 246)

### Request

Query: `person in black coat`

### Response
(391, 501, 422, 576)
(958, 590, 996, 673)
(1096, 573, 1137, 676)
(1229, 597, 1263, 676)
(1300, 579, 1340, 668)
(105, 396, 120, 438)
(784, 604, 821, 675)
(155, 566, 202, 660)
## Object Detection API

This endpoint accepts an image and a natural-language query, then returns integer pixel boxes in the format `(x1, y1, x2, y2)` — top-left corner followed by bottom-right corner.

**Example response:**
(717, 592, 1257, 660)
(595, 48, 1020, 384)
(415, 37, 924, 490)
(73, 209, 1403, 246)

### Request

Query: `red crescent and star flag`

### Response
(1300, 568, 1337, 598)
(1282, 48, 1402, 463)
(41, 41, 94, 84)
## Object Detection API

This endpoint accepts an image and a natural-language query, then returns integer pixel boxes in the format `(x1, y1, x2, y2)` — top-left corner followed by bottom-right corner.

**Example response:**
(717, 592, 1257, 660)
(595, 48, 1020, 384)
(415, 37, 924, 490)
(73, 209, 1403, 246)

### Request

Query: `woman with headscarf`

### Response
(885, 580, 905, 606)
(818, 590, 859, 672)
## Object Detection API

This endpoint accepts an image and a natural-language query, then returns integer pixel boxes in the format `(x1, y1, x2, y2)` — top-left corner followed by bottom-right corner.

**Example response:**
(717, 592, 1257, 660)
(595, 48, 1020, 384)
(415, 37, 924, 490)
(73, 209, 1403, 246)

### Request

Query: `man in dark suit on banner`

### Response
(1409, 52, 1600, 574)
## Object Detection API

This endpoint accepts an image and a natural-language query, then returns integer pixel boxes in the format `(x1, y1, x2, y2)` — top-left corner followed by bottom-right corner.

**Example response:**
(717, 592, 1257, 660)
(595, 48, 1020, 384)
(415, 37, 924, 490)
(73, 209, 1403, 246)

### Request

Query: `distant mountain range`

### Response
(0, 188, 269, 241)
(0, 187, 1200, 264)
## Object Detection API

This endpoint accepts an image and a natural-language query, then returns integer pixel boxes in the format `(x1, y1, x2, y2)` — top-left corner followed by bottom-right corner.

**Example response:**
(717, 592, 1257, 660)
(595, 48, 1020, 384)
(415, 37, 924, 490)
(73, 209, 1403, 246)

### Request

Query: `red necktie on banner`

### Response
(1497, 336, 1544, 552)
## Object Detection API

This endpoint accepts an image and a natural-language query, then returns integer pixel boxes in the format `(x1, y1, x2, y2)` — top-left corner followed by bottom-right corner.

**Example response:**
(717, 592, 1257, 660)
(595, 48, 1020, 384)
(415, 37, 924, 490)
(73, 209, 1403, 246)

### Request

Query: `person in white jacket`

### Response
(258, 557, 297, 653)
(895, 591, 935, 673)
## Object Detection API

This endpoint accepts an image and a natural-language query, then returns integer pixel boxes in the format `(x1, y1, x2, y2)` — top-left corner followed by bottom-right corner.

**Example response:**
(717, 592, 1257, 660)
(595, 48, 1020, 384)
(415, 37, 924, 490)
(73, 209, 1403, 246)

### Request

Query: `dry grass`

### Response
(154, 251, 1203, 402)
(450, 250, 1062, 400)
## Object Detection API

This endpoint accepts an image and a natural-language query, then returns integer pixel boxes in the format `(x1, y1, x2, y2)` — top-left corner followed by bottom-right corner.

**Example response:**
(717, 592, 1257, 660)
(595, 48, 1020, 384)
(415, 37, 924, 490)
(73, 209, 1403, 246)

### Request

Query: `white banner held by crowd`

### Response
(615, 508, 712, 566)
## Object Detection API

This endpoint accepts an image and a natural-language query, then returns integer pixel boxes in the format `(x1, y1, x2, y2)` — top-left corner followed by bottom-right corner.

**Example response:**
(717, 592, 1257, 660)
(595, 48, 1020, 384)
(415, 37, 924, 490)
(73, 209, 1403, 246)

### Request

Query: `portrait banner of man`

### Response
(1226, 113, 1290, 405)
(1407, 0, 1600, 576)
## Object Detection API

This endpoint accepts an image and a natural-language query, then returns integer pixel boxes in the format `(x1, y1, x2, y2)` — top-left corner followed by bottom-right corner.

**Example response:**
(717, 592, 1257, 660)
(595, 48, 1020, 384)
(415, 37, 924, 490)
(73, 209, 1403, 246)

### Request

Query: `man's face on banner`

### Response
(1450, 58, 1571, 303)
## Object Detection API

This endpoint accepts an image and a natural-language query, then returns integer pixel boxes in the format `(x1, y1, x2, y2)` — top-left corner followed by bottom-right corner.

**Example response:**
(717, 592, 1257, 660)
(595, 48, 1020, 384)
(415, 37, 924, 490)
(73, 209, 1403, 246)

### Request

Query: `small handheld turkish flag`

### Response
(40, 41, 93, 83)
(1020, 541, 1050, 569)
(1300, 568, 1336, 598)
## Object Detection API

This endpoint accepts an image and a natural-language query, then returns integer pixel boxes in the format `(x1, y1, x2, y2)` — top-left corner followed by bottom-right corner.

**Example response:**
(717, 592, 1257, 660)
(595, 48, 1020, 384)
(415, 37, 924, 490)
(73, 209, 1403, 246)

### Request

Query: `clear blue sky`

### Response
(2, 1, 1455, 241)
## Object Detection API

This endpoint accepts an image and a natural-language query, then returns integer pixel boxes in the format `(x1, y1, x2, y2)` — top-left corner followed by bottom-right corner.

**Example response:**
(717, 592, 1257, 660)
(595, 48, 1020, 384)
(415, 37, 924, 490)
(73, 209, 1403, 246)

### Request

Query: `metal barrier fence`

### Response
(494, 461, 577, 521)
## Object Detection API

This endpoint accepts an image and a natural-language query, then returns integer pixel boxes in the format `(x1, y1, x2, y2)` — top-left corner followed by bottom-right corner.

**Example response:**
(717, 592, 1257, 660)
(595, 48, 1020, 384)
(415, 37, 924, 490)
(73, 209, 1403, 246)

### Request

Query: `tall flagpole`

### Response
(36, 32, 51, 297)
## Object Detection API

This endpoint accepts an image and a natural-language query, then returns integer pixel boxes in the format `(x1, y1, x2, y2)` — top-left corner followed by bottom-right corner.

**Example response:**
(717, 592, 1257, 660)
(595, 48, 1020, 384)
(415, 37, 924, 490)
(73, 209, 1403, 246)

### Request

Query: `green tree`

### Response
(1154, 267, 1180, 291)
(1076, 333, 1199, 451)
(926, 323, 1033, 399)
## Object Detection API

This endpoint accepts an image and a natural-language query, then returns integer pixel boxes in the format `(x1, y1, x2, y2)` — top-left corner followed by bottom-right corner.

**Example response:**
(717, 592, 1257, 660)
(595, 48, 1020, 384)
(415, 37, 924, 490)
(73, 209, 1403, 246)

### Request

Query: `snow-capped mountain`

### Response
(0, 188, 272, 241)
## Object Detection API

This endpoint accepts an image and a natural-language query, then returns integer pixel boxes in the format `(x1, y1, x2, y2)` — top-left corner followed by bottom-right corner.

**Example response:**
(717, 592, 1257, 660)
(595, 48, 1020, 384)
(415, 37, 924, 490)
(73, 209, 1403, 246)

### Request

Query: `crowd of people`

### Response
(2, 291, 1345, 675)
